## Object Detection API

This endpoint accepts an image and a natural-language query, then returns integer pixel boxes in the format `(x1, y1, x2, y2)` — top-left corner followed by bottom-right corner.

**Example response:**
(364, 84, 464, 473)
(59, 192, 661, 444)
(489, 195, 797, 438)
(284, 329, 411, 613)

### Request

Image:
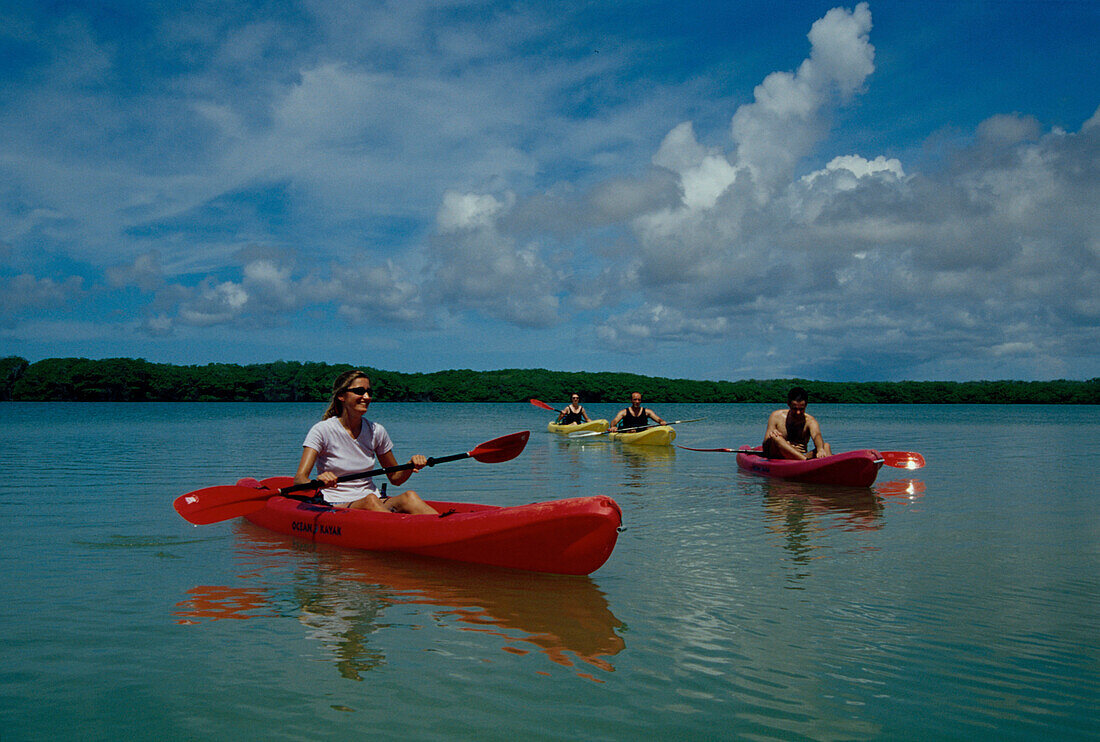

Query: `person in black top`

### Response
(556, 394, 591, 425)
(610, 392, 666, 432)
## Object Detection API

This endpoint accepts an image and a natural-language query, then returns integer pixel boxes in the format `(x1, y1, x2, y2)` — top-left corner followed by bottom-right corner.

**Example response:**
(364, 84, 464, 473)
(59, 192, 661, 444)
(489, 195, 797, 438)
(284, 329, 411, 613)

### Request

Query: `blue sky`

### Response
(1, 0, 1097, 382)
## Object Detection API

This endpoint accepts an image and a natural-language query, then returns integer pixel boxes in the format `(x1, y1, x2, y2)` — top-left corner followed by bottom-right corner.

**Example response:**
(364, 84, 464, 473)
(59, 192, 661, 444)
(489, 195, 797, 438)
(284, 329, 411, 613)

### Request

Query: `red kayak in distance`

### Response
(735, 447, 885, 487)
(241, 477, 622, 575)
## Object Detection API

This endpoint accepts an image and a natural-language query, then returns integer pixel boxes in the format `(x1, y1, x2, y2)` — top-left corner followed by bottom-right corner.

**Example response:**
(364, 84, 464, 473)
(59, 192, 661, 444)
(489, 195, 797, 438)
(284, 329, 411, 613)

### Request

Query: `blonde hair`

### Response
(322, 369, 369, 419)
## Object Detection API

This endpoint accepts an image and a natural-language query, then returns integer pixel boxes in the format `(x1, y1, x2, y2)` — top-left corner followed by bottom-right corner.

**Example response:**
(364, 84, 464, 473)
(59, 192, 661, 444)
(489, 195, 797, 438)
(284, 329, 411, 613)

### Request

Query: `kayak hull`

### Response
(548, 419, 609, 434)
(609, 425, 676, 446)
(735, 447, 884, 487)
(242, 478, 622, 575)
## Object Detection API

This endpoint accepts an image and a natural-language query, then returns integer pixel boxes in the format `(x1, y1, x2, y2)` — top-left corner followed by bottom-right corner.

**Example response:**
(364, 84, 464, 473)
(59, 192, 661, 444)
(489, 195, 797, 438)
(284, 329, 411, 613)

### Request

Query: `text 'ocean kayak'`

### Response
(735, 447, 884, 487)
(609, 425, 676, 446)
(547, 419, 609, 434)
(242, 477, 622, 575)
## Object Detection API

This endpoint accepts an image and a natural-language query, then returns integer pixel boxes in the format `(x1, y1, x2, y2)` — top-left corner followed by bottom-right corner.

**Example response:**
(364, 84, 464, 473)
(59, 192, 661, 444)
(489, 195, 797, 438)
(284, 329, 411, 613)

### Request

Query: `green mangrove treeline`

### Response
(1, 356, 1096, 404)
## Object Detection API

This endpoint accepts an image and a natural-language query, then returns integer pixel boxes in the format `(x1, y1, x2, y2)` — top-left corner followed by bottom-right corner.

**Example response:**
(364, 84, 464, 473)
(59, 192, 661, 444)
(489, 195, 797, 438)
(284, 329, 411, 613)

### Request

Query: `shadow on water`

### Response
(174, 520, 626, 681)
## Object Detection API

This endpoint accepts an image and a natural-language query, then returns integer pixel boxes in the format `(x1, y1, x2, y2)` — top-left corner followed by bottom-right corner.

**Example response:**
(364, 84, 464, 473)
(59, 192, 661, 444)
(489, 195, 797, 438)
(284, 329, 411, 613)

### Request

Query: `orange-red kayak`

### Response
(735, 447, 885, 487)
(242, 477, 622, 575)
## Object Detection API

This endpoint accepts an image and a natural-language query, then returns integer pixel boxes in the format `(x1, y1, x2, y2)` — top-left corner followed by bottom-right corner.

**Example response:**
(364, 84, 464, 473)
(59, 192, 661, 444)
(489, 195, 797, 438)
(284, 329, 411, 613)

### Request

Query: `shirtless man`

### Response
(761, 387, 832, 460)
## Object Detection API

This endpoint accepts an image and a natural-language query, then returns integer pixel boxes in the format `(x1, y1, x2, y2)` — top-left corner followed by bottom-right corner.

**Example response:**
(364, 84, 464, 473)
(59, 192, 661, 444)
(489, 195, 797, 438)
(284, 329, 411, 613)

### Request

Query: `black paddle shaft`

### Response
(280, 451, 472, 495)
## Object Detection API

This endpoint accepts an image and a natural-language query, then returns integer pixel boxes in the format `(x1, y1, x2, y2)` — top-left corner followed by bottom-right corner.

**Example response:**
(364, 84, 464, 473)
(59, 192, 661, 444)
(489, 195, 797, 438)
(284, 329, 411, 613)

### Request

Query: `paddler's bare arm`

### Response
(764, 410, 786, 440)
(764, 410, 808, 460)
(806, 415, 832, 457)
(610, 409, 626, 429)
(381, 449, 427, 486)
(295, 446, 338, 487)
(765, 428, 807, 459)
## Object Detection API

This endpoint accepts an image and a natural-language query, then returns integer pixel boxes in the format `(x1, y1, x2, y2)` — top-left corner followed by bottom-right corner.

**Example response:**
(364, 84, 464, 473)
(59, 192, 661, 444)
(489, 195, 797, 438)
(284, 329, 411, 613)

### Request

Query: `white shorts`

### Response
(325, 492, 386, 508)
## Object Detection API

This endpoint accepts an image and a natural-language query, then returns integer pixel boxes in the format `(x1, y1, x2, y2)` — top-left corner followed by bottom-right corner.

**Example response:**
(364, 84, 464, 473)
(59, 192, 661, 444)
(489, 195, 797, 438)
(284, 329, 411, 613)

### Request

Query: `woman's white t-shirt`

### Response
(302, 416, 393, 504)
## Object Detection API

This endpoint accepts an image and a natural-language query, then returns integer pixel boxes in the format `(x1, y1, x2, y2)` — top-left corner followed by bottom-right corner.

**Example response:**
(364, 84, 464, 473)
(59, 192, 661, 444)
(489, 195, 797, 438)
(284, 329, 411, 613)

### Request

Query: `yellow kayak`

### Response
(548, 419, 609, 435)
(608, 425, 676, 446)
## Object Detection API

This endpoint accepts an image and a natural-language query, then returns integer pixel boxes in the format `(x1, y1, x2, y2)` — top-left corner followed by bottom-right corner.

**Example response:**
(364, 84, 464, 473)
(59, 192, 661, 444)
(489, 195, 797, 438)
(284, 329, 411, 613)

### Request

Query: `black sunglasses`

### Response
(344, 386, 371, 396)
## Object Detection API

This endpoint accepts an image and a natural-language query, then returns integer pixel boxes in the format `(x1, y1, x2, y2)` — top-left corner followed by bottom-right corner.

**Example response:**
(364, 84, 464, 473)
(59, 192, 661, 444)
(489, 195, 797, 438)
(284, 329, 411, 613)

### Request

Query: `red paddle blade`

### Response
(469, 430, 530, 463)
(178, 497, 270, 525)
(881, 451, 926, 470)
(173, 484, 277, 525)
(529, 398, 556, 411)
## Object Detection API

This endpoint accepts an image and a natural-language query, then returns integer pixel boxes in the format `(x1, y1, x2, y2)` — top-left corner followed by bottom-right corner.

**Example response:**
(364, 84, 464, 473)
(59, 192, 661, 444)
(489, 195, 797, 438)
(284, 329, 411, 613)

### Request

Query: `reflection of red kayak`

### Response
(179, 530, 627, 675)
(242, 477, 622, 575)
(736, 447, 884, 487)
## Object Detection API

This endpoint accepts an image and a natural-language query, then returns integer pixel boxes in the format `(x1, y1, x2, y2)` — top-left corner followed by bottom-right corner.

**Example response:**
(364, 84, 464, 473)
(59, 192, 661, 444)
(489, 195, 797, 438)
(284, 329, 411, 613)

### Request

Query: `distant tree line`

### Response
(0, 356, 1096, 404)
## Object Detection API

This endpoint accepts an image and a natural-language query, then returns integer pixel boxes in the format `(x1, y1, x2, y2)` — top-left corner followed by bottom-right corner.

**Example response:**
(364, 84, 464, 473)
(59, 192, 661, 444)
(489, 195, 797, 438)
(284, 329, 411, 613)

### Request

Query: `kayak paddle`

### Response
(675, 445, 926, 469)
(174, 430, 532, 525)
(879, 451, 926, 469)
(529, 398, 562, 413)
(567, 418, 706, 439)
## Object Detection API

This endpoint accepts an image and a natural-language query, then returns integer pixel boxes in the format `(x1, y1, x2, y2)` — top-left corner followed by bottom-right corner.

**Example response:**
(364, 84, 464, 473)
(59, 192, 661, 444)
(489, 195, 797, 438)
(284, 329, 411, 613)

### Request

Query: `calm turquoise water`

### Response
(1, 402, 1097, 740)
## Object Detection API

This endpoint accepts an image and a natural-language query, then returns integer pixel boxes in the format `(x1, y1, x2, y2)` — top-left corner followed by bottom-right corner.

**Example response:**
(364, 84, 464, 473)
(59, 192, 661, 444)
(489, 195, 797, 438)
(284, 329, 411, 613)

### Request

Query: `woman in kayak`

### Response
(294, 370, 438, 513)
(556, 394, 591, 425)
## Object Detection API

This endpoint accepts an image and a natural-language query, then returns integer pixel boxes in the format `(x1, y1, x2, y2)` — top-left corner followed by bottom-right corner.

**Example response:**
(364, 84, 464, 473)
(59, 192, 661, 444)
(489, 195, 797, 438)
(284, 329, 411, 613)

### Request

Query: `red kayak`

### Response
(735, 447, 885, 487)
(241, 477, 622, 575)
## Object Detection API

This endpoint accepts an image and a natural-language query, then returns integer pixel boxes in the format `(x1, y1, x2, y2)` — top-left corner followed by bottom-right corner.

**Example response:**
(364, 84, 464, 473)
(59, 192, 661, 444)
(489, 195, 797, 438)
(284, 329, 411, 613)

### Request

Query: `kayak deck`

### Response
(242, 477, 622, 575)
(735, 447, 884, 487)
(608, 425, 676, 446)
(548, 419, 609, 434)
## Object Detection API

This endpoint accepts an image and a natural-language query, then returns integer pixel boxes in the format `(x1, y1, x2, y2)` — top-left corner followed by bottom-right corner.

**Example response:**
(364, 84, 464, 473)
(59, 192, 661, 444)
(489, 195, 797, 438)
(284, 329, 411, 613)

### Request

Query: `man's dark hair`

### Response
(788, 386, 808, 403)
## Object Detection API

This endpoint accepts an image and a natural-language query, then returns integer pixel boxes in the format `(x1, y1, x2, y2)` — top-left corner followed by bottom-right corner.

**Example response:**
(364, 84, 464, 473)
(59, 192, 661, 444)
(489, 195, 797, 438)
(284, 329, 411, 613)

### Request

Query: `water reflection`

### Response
(175, 585, 275, 622)
(175, 521, 625, 681)
(291, 570, 389, 680)
(876, 478, 927, 499)
(761, 479, 885, 531)
(611, 443, 676, 490)
(613, 442, 676, 465)
(754, 479, 885, 585)
(554, 435, 677, 491)
(553, 434, 605, 464)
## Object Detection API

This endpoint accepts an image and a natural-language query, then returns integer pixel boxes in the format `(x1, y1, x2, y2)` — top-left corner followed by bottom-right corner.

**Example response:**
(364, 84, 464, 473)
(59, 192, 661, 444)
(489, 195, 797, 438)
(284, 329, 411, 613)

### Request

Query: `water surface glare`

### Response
(1, 402, 1097, 740)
